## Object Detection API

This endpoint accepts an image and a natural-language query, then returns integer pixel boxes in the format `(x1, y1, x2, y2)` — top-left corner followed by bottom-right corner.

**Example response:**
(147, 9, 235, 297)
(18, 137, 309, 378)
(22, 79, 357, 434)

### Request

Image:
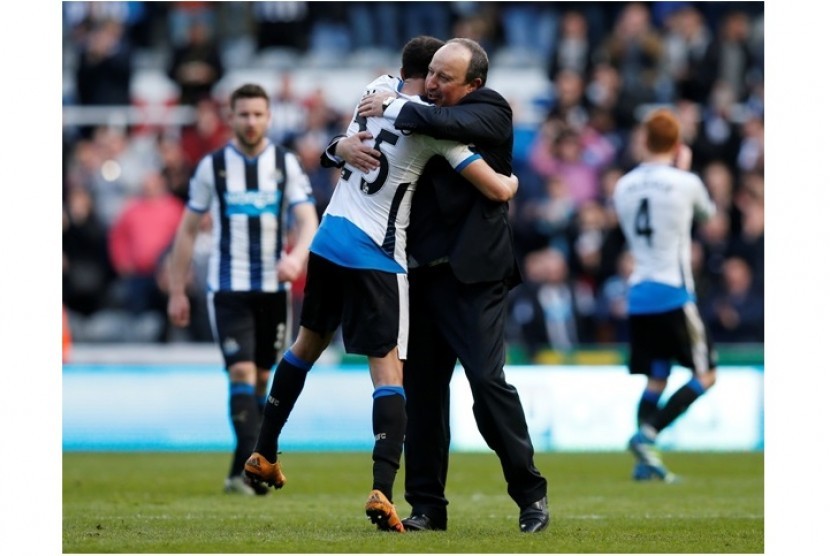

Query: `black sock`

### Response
(229, 383, 260, 477)
(254, 350, 312, 462)
(371, 387, 407, 501)
(637, 389, 661, 427)
(650, 379, 705, 433)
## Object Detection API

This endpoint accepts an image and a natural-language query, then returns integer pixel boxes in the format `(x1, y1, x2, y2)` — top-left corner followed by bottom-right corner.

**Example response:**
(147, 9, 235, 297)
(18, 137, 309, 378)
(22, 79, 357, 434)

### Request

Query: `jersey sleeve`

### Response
(283, 152, 315, 205)
(187, 156, 214, 213)
(425, 137, 483, 173)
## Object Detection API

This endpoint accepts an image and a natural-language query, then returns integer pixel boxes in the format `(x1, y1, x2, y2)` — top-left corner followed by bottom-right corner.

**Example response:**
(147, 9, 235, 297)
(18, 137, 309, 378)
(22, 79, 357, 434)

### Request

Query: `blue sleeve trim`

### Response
(187, 203, 209, 214)
(454, 153, 482, 173)
(372, 385, 406, 400)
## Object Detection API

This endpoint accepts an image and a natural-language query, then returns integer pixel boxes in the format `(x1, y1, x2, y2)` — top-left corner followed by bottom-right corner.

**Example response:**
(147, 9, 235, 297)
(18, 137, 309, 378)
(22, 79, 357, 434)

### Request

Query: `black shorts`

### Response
(208, 290, 290, 370)
(301, 252, 408, 358)
(628, 303, 716, 377)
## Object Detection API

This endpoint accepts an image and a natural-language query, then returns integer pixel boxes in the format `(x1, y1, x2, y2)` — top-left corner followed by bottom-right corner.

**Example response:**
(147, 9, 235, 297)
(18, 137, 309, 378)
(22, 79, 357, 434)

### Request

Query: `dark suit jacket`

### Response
(395, 87, 521, 286)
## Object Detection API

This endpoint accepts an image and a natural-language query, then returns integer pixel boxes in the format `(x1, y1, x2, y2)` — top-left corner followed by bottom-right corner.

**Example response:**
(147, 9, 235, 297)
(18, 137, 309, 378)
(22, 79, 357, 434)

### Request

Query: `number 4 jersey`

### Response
(310, 75, 481, 274)
(612, 161, 715, 315)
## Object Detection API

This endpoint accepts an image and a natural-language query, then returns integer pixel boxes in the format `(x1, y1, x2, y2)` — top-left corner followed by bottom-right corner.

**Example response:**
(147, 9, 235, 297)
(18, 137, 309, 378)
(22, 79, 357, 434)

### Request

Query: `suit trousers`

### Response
(403, 264, 547, 517)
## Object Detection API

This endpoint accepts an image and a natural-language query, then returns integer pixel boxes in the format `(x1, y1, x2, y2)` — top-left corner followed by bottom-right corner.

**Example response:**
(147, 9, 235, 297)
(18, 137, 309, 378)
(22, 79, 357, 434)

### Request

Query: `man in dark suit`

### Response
(355, 37, 549, 533)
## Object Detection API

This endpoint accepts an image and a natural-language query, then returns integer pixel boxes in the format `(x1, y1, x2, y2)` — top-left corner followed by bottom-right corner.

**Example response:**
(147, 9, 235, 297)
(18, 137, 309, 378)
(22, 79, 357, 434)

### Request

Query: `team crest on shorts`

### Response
(222, 337, 241, 355)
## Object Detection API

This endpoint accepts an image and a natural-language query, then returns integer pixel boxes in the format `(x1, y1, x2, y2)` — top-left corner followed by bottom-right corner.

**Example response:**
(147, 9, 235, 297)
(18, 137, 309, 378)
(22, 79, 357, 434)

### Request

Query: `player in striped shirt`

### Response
(167, 83, 319, 495)
(613, 108, 718, 482)
(243, 36, 518, 531)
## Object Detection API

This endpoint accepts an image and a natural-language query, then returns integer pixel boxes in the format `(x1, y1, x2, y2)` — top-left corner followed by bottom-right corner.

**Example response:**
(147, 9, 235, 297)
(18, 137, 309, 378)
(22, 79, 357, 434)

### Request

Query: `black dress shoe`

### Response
(519, 496, 550, 533)
(401, 514, 447, 531)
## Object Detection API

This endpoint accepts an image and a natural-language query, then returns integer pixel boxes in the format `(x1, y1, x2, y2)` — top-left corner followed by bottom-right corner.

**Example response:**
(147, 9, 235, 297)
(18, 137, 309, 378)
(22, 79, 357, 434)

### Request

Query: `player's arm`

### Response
(277, 152, 320, 282)
(320, 131, 380, 173)
(458, 159, 518, 202)
(676, 146, 716, 223)
(439, 141, 518, 202)
(674, 143, 693, 171)
(278, 202, 318, 282)
(359, 92, 511, 145)
(166, 208, 202, 327)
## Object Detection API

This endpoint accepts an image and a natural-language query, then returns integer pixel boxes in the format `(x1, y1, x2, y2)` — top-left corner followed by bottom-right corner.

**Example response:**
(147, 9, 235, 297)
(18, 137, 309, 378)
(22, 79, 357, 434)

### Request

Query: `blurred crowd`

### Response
(62, 2, 764, 355)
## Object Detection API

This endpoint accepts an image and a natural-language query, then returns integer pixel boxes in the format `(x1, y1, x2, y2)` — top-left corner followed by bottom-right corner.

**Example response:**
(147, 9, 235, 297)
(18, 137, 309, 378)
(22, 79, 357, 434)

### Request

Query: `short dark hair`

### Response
(230, 83, 269, 109)
(446, 37, 489, 86)
(401, 36, 445, 80)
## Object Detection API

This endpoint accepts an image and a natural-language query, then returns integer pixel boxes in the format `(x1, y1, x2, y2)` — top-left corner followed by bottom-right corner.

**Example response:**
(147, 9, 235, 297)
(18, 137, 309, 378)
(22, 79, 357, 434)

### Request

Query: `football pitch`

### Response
(63, 451, 763, 553)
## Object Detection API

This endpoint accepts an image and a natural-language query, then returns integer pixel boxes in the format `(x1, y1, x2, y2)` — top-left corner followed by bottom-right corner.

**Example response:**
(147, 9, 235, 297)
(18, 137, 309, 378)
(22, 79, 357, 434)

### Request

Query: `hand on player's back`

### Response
(358, 92, 396, 118)
(337, 131, 381, 172)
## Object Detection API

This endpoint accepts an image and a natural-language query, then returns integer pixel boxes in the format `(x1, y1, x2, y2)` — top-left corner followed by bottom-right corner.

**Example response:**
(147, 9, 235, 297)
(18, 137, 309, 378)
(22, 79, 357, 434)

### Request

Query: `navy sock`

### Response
(371, 386, 407, 502)
(254, 350, 312, 461)
(637, 389, 661, 427)
(650, 378, 705, 432)
(229, 383, 260, 477)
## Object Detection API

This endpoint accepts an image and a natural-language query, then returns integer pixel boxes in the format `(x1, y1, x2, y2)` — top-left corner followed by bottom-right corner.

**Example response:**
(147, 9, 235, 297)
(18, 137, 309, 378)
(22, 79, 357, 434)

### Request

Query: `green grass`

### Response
(63, 451, 763, 553)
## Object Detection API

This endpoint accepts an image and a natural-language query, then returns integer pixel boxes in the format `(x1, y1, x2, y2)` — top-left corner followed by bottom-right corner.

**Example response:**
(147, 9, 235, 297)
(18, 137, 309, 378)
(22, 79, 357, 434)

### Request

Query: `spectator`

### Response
(348, 2, 400, 52)
(452, 10, 498, 55)
(697, 210, 732, 286)
(157, 133, 193, 204)
(515, 175, 576, 257)
(74, 19, 132, 108)
(167, 19, 224, 106)
(167, 1, 217, 47)
(307, 2, 352, 55)
(595, 250, 634, 343)
(568, 200, 623, 330)
(694, 81, 743, 169)
(704, 256, 764, 343)
(499, 1, 558, 61)
(401, 1, 451, 47)
(706, 10, 757, 102)
(529, 122, 614, 207)
(729, 172, 764, 290)
(268, 73, 309, 147)
(74, 126, 154, 228)
(594, 3, 663, 129)
(179, 98, 230, 170)
(736, 114, 764, 173)
(547, 9, 596, 82)
(108, 170, 184, 317)
(506, 247, 583, 357)
(665, 5, 716, 104)
(546, 69, 591, 130)
(63, 186, 116, 316)
(252, 1, 310, 52)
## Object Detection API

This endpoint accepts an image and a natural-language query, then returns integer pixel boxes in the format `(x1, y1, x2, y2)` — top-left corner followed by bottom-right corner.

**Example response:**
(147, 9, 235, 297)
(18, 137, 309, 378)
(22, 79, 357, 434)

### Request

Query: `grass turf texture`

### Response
(63, 451, 763, 553)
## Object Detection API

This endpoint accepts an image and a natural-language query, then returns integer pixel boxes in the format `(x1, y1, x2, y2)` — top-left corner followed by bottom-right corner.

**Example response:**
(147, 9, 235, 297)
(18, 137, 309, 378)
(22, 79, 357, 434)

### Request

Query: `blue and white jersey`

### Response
(311, 75, 481, 273)
(188, 141, 314, 292)
(613, 161, 715, 314)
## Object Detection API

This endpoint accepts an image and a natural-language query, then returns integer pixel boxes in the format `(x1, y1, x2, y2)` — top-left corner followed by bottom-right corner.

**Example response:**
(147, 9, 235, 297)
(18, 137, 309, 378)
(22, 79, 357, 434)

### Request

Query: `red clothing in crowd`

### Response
(108, 194, 184, 276)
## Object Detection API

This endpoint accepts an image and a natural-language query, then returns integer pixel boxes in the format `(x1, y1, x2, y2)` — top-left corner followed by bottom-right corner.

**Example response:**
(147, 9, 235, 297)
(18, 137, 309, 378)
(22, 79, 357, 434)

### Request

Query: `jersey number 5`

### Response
(342, 114, 400, 195)
(635, 198, 654, 246)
